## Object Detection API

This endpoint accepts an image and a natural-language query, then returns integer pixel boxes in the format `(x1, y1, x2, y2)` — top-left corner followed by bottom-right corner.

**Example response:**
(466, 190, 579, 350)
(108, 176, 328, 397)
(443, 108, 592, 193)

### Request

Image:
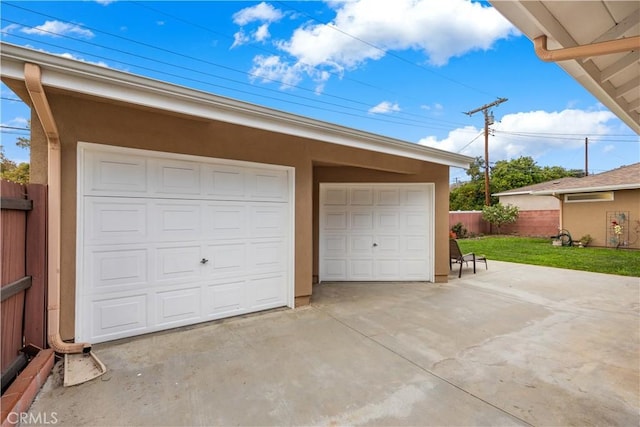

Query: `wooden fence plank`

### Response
(1, 181, 27, 374)
(25, 184, 47, 348)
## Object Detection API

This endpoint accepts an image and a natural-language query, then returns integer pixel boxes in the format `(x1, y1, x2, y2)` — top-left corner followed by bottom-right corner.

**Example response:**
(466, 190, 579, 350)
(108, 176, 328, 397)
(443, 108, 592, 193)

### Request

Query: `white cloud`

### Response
(21, 20, 94, 38)
(244, 0, 516, 91)
(369, 101, 401, 114)
(95, 0, 115, 5)
(418, 109, 618, 160)
(232, 2, 283, 47)
(249, 55, 304, 88)
(233, 2, 283, 26)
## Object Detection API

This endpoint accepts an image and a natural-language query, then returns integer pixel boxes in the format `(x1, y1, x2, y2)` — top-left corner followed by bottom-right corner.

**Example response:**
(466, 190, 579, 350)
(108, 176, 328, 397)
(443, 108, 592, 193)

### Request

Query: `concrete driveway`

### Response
(27, 261, 639, 426)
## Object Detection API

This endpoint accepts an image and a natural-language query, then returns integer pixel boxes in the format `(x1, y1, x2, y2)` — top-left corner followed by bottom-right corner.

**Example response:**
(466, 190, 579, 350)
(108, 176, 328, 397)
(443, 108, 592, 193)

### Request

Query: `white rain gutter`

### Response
(24, 63, 90, 355)
(534, 35, 640, 62)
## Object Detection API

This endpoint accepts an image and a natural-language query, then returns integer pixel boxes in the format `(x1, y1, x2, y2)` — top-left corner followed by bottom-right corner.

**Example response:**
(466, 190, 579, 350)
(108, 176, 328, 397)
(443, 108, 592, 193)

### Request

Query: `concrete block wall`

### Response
(450, 210, 559, 238)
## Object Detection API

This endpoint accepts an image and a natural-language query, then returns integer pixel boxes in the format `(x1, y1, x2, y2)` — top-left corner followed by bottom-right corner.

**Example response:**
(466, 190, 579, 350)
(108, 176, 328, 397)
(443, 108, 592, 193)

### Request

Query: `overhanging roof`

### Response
(495, 162, 640, 196)
(0, 42, 473, 169)
(490, 0, 640, 134)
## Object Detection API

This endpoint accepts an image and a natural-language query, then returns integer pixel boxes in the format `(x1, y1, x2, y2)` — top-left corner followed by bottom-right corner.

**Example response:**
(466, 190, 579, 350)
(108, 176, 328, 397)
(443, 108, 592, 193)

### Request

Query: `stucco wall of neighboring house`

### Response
(562, 189, 640, 248)
(498, 194, 560, 210)
(35, 91, 449, 340)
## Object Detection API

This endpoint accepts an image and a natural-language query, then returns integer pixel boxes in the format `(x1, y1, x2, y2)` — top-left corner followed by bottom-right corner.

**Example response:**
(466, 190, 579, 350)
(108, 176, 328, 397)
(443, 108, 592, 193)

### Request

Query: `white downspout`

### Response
(24, 63, 90, 354)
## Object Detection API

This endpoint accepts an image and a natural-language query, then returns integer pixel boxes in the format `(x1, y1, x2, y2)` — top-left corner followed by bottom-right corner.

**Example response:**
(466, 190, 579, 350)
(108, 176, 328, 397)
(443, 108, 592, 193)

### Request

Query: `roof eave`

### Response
(0, 42, 473, 169)
(533, 183, 640, 195)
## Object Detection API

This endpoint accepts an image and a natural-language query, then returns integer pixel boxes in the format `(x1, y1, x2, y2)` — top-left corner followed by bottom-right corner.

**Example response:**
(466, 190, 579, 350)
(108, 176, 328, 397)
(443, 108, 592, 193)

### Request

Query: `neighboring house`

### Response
(531, 163, 640, 248)
(493, 177, 577, 237)
(496, 164, 640, 247)
(1, 43, 472, 345)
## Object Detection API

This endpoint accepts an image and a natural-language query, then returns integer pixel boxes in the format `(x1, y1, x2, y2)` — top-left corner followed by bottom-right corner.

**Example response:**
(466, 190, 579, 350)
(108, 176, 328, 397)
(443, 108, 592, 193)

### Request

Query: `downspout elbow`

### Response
(534, 34, 640, 62)
(25, 63, 91, 355)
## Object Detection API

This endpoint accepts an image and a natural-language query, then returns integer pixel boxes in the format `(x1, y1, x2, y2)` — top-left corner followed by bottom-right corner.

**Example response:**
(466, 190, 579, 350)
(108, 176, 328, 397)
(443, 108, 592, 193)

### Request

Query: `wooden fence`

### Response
(1, 181, 47, 393)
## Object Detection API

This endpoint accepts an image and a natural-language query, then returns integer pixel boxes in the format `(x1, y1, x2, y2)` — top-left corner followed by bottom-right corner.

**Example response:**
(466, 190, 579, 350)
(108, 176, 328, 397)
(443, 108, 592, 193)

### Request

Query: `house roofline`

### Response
(532, 183, 640, 195)
(0, 42, 473, 169)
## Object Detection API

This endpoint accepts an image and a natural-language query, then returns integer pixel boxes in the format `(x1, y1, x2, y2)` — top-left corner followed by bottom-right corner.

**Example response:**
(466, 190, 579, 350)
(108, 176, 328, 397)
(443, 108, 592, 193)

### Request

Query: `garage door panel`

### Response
(350, 235, 374, 254)
(351, 188, 373, 205)
(204, 204, 248, 239)
(206, 243, 246, 275)
(249, 241, 286, 273)
(248, 169, 288, 201)
(324, 211, 348, 229)
(406, 236, 427, 252)
(247, 275, 286, 308)
(87, 248, 148, 294)
(154, 201, 202, 241)
(377, 236, 400, 253)
(324, 188, 348, 205)
(90, 294, 148, 340)
(349, 260, 374, 280)
(155, 287, 202, 326)
(79, 145, 292, 343)
(404, 260, 428, 279)
(153, 159, 201, 196)
(85, 198, 148, 245)
(324, 235, 347, 255)
(351, 211, 374, 230)
(377, 188, 400, 205)
(375, 260, 400, 278)
(405, 212, 428, 229)
(405, 189, 428, 205)
(156, 245, 202, 282)
(377, 212, 400, 229)
(204, 165, 246, 198)
(204, 281, 245, 316)
(250, 205, 287, 237)
(323, 260, 347, 280)
(85, 151, 148, 195)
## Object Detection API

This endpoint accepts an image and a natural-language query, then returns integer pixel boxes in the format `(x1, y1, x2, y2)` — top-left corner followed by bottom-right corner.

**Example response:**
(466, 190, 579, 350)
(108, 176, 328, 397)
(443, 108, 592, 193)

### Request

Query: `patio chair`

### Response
(449, 239, 487, 278)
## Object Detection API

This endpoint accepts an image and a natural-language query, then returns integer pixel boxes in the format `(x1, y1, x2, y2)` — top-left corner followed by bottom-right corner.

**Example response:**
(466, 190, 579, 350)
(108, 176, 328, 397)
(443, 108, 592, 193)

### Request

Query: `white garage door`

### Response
(76, 143, 293, 343)
(320, 183, 433, 282)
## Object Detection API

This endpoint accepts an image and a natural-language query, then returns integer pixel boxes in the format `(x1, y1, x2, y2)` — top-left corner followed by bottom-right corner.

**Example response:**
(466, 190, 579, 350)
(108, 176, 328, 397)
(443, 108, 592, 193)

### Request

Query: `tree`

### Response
(1, 120, 30, 184)
(450, 156, 581, 211)
(482, 203, 519, 234)
(0, 146, 30, 184)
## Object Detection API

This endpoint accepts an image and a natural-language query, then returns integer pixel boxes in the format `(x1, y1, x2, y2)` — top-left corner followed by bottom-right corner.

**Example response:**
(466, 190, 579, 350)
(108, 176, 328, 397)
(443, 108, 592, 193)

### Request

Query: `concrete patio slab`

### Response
(24, 261, 639, 426)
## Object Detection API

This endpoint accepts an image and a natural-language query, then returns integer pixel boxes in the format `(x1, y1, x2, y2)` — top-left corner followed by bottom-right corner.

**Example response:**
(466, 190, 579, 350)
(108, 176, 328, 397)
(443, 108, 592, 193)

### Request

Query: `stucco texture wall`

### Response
(35, 91, 450, 340)
(562, 189, 640, 248)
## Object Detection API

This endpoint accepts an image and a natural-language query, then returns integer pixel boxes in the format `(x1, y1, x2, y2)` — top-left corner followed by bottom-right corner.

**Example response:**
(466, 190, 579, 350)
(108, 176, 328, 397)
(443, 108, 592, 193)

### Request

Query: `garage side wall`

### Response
(43, 93, 450, 339)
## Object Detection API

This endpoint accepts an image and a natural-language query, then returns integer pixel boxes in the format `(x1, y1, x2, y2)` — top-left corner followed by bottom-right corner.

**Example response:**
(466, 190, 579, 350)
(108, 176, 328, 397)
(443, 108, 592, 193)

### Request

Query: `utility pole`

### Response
(465, 98, 508, 206)
(585, 137, 589, 176)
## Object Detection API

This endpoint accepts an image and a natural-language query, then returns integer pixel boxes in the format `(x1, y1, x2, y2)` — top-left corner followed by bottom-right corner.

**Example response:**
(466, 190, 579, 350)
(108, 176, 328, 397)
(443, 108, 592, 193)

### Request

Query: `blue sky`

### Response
(1, 0, 639, 184)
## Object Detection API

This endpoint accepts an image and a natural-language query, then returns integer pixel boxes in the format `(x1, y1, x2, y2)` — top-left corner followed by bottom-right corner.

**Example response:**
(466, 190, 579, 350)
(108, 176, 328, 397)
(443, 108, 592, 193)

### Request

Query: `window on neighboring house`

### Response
(564, 192, 614, 203)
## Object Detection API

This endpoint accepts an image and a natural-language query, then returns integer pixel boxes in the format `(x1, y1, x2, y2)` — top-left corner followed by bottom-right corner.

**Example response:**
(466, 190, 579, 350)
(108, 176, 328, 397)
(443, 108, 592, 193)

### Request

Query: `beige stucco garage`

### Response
(1, 43, 472, 343)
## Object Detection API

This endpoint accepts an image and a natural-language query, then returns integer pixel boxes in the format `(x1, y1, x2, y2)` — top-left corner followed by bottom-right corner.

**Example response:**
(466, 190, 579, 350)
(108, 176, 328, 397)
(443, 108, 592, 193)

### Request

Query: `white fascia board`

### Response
(492, 190, 533, 197)
(533, 183, 640, 195)
(0, 43, 473, 169)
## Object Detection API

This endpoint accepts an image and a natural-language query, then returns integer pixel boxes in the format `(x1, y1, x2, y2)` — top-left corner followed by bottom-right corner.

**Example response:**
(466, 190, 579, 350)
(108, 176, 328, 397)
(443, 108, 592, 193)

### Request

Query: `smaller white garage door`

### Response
(77, 143, 293, 343)
(320, 183, 433, 282)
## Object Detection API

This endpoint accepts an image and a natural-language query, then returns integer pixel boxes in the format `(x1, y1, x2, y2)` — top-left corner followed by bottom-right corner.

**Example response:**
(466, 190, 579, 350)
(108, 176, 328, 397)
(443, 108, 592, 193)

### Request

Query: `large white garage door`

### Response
(77, 143, 293, 343)
(320, 183, 433, 282)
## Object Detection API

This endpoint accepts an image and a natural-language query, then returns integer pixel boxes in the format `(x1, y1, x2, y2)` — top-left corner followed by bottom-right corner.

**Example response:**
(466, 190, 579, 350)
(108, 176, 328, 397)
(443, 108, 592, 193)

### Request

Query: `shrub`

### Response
(482, 203, 519, 235)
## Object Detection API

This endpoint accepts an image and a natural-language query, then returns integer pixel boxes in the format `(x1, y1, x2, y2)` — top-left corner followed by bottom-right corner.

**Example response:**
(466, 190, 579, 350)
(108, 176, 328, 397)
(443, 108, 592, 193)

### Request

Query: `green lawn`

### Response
(456, 236, 640, 277)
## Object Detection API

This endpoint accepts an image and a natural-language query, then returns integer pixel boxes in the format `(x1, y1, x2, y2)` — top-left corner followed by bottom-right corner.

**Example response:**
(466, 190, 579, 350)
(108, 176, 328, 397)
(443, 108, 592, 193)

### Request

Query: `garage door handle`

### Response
(372, 243, 378, 247)
(200, 258, 209, 264)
